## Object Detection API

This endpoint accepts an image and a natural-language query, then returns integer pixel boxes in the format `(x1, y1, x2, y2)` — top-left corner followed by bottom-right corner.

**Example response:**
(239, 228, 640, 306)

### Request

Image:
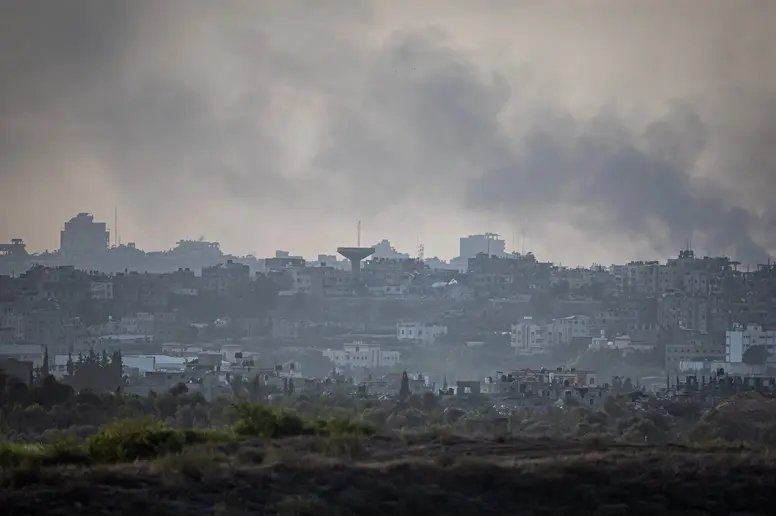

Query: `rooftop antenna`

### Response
(113, 206, 117, 247)
(357, 220, 361, 247)
(521, 227, 526, 255)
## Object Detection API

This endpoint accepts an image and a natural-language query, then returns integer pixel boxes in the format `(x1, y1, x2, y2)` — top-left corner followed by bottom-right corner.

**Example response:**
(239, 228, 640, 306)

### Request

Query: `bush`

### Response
(86, 418, 215, 463)
(312, 415, 376, 437)
(0, 439, 91, 469)
(0, 442, 45, 468)
(231, 402, 376, 438)
(232, 403, 309, 438)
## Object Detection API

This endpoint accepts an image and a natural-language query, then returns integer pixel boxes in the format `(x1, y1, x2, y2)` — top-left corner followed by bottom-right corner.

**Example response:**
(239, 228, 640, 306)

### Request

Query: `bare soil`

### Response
(1, 436, 774, 515)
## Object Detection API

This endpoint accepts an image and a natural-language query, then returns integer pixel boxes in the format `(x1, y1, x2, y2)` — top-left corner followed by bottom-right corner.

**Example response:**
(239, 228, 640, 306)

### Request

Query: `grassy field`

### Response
(2, 433, 775, 515)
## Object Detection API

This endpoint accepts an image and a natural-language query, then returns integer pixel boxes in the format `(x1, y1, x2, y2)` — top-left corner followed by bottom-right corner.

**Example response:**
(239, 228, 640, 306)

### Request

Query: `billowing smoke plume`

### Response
(1, 1, 774, 264)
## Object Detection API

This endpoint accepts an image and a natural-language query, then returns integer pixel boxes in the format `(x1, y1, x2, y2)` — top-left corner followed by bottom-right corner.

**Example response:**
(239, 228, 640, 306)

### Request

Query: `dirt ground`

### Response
(2, 435, 775, 515)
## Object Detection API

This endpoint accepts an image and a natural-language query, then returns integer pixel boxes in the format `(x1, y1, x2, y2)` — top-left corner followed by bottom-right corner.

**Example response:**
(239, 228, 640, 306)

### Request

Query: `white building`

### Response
(323, 341, 400, 369)
(396, 322, 448, 345)
(554, 315, 592, 341)
(726, 323, 776, 364)
(511, 315, 590, 355)
(511, 317, 545, 355)
(588, 331, 654, 353)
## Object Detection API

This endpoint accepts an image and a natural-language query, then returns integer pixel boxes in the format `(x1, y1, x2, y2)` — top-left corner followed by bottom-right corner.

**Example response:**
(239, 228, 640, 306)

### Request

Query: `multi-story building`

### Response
(90, 280, 114, 301)
(553, 315, 592, 341)
(459, 233, 505, 260)
(511, 315, 591, 355)
(0, 239, 30, 276)
(725, 323, 776, 364)
(201, 260, 251, 296)
(396, 322, 448, 345)
(273, 267, 312, 296)
(511, 317, 548, 355)
(610, 261, 660, 295)
(372, 240, 410, 260)
(665, 328, 724, 371)
(591, 308, 638, 337)
(22, 307, 68, 353)
(363, 257, 424, 288)
(467, 253, 551, 297)
(323, 342, 400, 369)
(658, 292, 709, 332)
(264, 251, 306, 271)
(60, 213, 109, 258)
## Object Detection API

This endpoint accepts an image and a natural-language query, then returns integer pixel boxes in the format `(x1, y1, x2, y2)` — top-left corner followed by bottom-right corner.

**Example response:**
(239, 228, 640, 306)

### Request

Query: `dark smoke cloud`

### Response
(468, 101, 771, 263)
(1, 1, 774, 264)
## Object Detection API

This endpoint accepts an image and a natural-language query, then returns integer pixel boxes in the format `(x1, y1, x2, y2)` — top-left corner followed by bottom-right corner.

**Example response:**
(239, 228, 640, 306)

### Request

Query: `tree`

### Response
(247, 375, 263, 403)
(287, 378, 295, 395)
(41, 347, 50, 376)
(742, 345, 771, 367)
(399, 371, 410, 400)
(66, 353, 74, 376)
(110, 350, 123, 384)
(101, 349, 109, 368)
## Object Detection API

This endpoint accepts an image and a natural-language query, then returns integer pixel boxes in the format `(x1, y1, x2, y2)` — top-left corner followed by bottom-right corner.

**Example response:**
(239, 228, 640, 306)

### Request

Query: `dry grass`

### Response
(1, 436, 776, 514)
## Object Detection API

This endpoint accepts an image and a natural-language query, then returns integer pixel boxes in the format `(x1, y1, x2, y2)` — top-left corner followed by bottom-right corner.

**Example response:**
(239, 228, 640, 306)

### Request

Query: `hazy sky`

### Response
(1, 1, 774, 265)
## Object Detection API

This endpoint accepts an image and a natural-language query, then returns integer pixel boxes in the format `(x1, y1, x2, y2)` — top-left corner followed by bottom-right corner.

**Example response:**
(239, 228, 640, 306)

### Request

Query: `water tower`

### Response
(337, 246, 375, 276)
(337, 220, 375, 276)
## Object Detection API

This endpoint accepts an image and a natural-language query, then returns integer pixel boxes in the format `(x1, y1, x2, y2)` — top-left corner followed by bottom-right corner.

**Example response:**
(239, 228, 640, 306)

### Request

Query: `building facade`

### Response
(60, 213, 109, 257)
(323, 342, 400, 369)
(396, 322, 448, 345)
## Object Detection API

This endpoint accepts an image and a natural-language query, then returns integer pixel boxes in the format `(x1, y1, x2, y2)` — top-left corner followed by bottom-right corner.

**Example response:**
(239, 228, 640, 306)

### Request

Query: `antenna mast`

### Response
(521, 227, 526, 255)
(357, 220, 361, 247)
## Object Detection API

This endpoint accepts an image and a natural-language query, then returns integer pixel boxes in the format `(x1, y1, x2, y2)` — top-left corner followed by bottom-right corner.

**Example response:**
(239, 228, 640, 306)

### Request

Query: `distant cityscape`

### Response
(2, 211, 776, 399)
(0, 213, 512, 275)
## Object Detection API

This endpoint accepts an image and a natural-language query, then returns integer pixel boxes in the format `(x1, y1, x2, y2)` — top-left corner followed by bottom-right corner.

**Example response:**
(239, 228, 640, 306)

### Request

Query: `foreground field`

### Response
(2, 435, 775, 515)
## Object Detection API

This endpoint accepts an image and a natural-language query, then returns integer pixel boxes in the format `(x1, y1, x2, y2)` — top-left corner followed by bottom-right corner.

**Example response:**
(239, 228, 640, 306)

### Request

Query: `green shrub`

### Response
(231, 402, 376, 438)
(86, 418, 212, 463)
(0, 442, 44, 468)
(0, 439, 91, 469)
(232, 403, 309, 438)
(312, 415, 376, 437)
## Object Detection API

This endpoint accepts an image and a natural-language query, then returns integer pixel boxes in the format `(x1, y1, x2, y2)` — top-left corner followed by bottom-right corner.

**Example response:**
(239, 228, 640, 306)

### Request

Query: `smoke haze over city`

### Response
(1, 0, 774, 266)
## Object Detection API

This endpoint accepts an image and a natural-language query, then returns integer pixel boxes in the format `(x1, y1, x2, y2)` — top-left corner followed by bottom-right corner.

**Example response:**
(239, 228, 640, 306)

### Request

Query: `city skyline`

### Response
(2, 210, 677, 267)
(2, 1, 774, 268)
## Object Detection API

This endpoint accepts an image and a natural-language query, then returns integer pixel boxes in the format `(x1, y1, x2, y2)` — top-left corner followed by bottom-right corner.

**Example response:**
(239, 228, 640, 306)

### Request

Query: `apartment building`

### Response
(323, 342, 400, 369)
(396, 322, 448, 345)
(726, 323, 776, 364)
(665, 328, 724, 371)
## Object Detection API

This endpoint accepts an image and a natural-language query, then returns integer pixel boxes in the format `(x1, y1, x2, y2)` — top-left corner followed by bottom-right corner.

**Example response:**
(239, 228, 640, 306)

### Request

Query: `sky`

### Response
(1, 0, 775, 266)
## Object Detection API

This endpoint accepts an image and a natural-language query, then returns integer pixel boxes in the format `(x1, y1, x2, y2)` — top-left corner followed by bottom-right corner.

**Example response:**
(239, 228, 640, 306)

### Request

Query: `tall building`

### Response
(60, 213, 109, 257)
(459, 233, 505, 260)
